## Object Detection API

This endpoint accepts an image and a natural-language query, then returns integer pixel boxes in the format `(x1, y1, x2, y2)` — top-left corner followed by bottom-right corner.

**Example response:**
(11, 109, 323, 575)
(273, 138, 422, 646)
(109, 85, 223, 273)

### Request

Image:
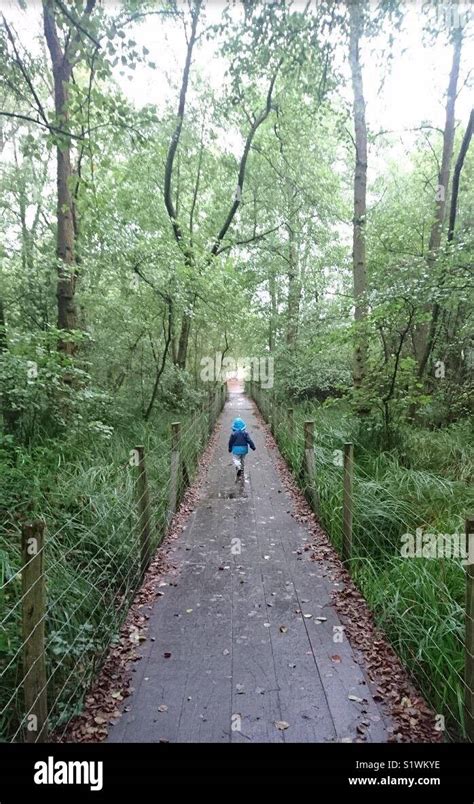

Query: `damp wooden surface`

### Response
(108, 390, 389, 743)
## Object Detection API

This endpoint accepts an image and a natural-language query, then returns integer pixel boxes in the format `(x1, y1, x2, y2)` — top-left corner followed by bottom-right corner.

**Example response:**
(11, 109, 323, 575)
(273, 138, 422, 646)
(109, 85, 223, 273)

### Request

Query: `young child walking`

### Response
(228, 417, 256, 478)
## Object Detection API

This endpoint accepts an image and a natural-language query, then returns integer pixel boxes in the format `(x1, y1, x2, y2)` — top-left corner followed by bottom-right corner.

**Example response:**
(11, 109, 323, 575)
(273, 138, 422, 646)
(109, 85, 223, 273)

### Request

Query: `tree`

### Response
(42, 0, 98, 355)
(412, 28, 463, 380)
(348, 0, 368, 398)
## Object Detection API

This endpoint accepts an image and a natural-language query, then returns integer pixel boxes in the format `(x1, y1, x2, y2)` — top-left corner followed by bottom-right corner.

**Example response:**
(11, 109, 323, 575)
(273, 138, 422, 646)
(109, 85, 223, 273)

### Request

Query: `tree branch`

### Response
(189, 118, 205, 242)
(53, 0, 100, 49)
(210, 62, 282, 256)
(144, 305, 173, 420)
(215, 224, 280, 255)
(164, 0, 201, 246)
(0, 111, 84, 140)
(447, 107, 473, 242)
(2, 14, 49, 126)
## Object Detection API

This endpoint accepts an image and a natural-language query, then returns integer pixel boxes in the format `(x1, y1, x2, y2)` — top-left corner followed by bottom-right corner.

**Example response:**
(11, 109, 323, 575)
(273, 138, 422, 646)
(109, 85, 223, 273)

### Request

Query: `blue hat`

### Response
(232, 417, 246, 431)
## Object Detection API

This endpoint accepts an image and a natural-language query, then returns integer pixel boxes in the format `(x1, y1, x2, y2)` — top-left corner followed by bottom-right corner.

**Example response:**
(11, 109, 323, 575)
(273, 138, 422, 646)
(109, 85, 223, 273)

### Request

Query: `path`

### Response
(108, 389, 389, 743)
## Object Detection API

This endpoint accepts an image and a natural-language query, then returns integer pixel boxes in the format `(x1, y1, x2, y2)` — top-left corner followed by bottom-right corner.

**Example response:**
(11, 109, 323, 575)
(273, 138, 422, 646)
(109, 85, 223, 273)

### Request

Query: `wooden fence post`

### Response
(21, 520, 48, 742)
(207, 389, 213, 435)
(465, 514, 474, 742)
(135, 446, 151, 578)
(342, 442, 354, 568)
(271, 391, 276, 437)
(250, 363, 254, 398)
(168, 422, 181, 526)
(303, 421, 320, 517)
(287, 408, 294, 441)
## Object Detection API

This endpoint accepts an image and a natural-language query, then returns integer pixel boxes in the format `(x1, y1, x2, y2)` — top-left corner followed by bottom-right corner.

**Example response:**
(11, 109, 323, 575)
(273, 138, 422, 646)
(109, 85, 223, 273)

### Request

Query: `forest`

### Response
(0, 0, 473, 746)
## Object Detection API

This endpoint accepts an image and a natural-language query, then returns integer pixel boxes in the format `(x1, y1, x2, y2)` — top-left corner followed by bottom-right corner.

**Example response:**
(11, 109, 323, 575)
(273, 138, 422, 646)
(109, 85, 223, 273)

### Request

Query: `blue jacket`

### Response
(228, 429, 256, 456)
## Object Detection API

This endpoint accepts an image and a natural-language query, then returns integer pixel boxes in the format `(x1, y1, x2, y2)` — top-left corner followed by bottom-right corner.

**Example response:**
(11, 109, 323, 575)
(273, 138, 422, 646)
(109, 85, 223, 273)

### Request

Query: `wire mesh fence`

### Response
(0, 383, 226, 743)
(249, 379, 474, 742)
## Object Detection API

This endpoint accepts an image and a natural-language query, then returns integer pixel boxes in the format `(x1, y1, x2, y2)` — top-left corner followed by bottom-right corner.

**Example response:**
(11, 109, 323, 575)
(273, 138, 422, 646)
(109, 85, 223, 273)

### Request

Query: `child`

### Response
(228, 417, 256, 478)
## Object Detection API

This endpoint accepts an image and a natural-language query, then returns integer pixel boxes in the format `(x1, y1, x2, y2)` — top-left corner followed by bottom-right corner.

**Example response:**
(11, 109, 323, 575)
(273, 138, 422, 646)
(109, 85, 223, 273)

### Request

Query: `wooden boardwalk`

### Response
(108, 390, 389, 743)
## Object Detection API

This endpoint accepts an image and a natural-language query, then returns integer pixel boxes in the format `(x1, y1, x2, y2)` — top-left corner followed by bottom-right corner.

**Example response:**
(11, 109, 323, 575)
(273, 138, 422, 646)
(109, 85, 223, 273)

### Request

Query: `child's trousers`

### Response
(232, 454, 245, 471)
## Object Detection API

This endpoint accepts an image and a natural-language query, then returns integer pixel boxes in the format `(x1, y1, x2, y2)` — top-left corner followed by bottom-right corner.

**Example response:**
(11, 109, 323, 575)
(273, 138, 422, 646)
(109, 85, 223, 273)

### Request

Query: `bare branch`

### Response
(0, 111, 84, 140)
(1, 14, 49, 126)
(53, 0, 100, 49)
(164, 0, 202, 246)
(215, 225, 281, 256)
(210, 61, 282, 256)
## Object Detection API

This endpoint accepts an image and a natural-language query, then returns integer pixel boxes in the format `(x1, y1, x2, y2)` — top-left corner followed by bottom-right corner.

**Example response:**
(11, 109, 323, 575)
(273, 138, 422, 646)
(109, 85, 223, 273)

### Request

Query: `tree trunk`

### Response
(349, 0, 368, 394)
(269, 266, 277, 352)
(43, 0, 89, 356)
(447, 107, 473, 244)
(0, 299, 18, 434)
(176, 312, 192, 370)
(286, 222, 301, 348)
(414, 31, 463, 378)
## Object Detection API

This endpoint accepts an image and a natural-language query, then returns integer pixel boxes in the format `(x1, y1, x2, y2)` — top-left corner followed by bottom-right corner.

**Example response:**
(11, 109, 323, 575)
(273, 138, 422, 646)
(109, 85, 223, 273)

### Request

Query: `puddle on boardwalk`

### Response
(216, 489, 249, 500)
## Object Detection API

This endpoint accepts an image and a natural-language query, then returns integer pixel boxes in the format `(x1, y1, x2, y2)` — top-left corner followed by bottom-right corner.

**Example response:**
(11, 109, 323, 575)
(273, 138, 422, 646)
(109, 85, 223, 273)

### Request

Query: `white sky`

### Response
(1, 0, 472, 206)
(116, 1, 473, 140)
(2, 1, 472, 130)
